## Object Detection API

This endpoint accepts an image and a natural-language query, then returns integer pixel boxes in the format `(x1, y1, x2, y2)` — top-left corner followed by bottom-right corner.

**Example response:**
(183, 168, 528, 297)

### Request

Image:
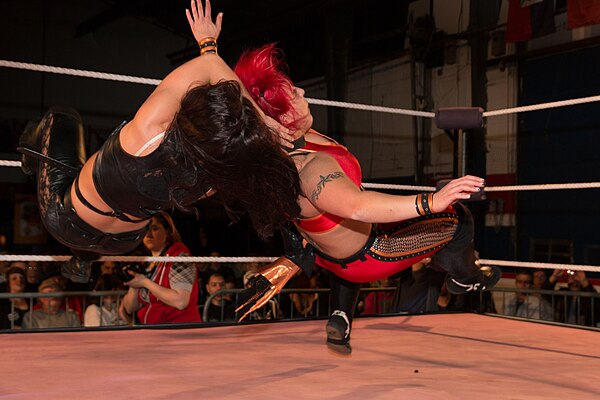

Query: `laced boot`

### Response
(18, 121, 41, 175)
(17, 107, 92, 282)
(326, 310, 352, 355)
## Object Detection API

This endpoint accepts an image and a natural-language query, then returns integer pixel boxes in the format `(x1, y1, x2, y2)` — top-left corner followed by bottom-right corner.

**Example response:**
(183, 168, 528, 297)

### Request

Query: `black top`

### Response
(92, 123, 212, 220)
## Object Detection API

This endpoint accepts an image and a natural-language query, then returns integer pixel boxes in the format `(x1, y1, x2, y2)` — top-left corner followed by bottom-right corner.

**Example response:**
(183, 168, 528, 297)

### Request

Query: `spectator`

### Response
(364, 278, 396, 314)
(120, 212, 201, 324)
(0, 266, 30, 329)
(21, 278, 81, 329)
(555, 270, 599, 327)
(99, 261, 119, 276)
(23, 261, 43, 292)
(289, 269, 318, 318)
(533, 269, 550, 289)
(84, 274, 127, 327)
(503, 270, 553, 321)
(0, 258, 9, 286)
(223, 277, 236, 302)
(395, 258, 446, 313)
(204, 272, 235, 322)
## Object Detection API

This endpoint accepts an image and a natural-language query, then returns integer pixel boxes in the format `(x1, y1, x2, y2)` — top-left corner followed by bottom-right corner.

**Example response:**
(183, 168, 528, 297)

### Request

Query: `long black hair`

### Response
(167, 80, 301, 239)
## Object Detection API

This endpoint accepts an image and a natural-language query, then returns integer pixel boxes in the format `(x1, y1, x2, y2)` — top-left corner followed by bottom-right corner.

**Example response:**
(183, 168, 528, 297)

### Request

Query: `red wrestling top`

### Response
(296, 130, 362, 233)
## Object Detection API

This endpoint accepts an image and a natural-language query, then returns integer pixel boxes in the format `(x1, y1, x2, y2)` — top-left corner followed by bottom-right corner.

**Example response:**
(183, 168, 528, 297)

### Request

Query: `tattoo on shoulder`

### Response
(311, 171, 345, 202)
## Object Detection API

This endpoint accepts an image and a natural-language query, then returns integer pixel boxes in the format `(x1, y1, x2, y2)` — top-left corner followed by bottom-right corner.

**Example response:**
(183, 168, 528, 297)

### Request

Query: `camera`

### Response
(119, 263, 148, 282)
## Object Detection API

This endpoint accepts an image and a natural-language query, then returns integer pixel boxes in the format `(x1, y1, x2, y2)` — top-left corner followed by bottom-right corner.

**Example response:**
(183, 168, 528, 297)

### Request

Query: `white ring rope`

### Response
(0, 160, 22, 167)
(0, 254, 276, 263)
(479, 259, 598, 273)
(0, 254, 597, 272)
(482, 94, 600, 117)
(2, 59, 600, 118)
(3, 157, 599, 192)
(306, 98, 435, 117)
(0, 60, 161, 86)
(362, 183, 436, 191)
(361, 181, 600, 192)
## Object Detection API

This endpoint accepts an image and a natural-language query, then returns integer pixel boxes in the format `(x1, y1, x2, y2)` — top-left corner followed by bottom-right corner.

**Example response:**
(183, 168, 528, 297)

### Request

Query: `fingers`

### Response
(205, 0, 211, 19)
(191, 0, 199, 21)
(215, 12, 223, 36)
(185, 9, 193, 27)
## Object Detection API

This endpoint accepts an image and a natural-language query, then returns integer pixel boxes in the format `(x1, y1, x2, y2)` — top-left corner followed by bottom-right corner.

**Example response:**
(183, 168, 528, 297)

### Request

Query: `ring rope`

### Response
(3, 59, 600, 118)
(479, 259, 598, 273)
(306, 98, 434, 117)
(2, 157, 598, 193)
(0, 254, 277, 263)
(0, 254, 598, 272)
(0, 60, 161, 86)
(482, 94, 600, 117)
(362, 183, 436, 191)
(361, 181, 600, 192)
(0, 160, 22, 167)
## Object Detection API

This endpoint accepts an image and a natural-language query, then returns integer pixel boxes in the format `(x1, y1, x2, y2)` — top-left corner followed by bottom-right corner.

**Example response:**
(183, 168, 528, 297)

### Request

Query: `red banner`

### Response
(568, 0, 600, 29)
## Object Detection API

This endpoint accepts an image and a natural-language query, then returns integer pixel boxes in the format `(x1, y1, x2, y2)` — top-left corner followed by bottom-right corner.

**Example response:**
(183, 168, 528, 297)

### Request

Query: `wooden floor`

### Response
(1, 314, 599, 400)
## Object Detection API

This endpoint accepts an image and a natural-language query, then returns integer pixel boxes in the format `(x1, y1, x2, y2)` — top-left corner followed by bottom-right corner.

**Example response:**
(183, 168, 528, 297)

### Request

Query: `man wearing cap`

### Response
(21, 278, 81, 329)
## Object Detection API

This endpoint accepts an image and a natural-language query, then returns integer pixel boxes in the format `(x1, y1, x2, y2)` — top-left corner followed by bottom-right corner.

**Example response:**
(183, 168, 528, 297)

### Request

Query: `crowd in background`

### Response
(1, 212, 598, 330)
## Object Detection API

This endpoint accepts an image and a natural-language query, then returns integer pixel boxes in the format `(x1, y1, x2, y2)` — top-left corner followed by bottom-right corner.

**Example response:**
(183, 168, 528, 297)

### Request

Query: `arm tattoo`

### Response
(311, 171, 345, 203)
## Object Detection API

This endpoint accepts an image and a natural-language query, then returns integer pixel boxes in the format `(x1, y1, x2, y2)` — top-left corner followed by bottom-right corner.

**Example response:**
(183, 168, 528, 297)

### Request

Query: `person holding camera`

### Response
(120, 212, 201, 324)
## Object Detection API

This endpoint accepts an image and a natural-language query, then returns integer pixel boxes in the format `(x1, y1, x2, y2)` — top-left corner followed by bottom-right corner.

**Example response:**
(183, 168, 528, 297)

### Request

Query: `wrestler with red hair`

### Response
(234, 44, 501, 354)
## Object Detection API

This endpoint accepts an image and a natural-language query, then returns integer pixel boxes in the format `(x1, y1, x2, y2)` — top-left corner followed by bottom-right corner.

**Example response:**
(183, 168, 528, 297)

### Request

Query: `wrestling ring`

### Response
(0, 60, 599, 400)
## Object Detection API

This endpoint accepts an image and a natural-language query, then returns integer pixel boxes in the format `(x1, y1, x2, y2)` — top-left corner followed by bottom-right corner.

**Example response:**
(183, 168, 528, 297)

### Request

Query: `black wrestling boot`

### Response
(446, 263, 502, 295)
(17, 107, 94, 283)
(430, 203, 501, 295)
(326, 310, 352, 354)
(18, 121, 41, 175)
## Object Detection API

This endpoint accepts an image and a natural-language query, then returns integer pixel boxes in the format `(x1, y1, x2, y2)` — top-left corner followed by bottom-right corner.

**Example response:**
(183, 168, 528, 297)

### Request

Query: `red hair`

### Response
(235, 44, 300, 129)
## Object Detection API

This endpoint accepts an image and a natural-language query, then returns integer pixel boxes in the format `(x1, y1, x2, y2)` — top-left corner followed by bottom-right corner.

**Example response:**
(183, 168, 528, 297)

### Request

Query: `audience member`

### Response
(395, 258, 446, 313)
(555, 270, 599, 326)
(503, 270, 553, 321)
(99, 261, 119, 276)
(0, 266, 30, 329)
(533, 269, 550, 289)
(21, 278, 81, 329)
(0, 258, 9, 286)
(289, 269, 318, 318)
(204, 272, 235, 322)
(22, 261, 43, 292)
(121, 212, 201, 324)
(84, 274, 127, 327)
(363, 278, 396, 314)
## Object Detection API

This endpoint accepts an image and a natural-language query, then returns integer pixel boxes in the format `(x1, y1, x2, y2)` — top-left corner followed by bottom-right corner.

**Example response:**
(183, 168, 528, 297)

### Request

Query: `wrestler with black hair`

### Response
(18, 1, 305, 283)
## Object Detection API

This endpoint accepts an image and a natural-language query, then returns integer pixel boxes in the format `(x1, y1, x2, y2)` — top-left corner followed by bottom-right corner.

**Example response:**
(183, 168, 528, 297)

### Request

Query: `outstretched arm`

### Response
(300, 153, 485, 223)
(125, 0, 293, 148)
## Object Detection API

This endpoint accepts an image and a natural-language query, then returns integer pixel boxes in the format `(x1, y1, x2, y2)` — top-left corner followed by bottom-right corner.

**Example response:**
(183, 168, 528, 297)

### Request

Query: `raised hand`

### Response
(432, 175, 485, 213)
(186, 0, 223, 42)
